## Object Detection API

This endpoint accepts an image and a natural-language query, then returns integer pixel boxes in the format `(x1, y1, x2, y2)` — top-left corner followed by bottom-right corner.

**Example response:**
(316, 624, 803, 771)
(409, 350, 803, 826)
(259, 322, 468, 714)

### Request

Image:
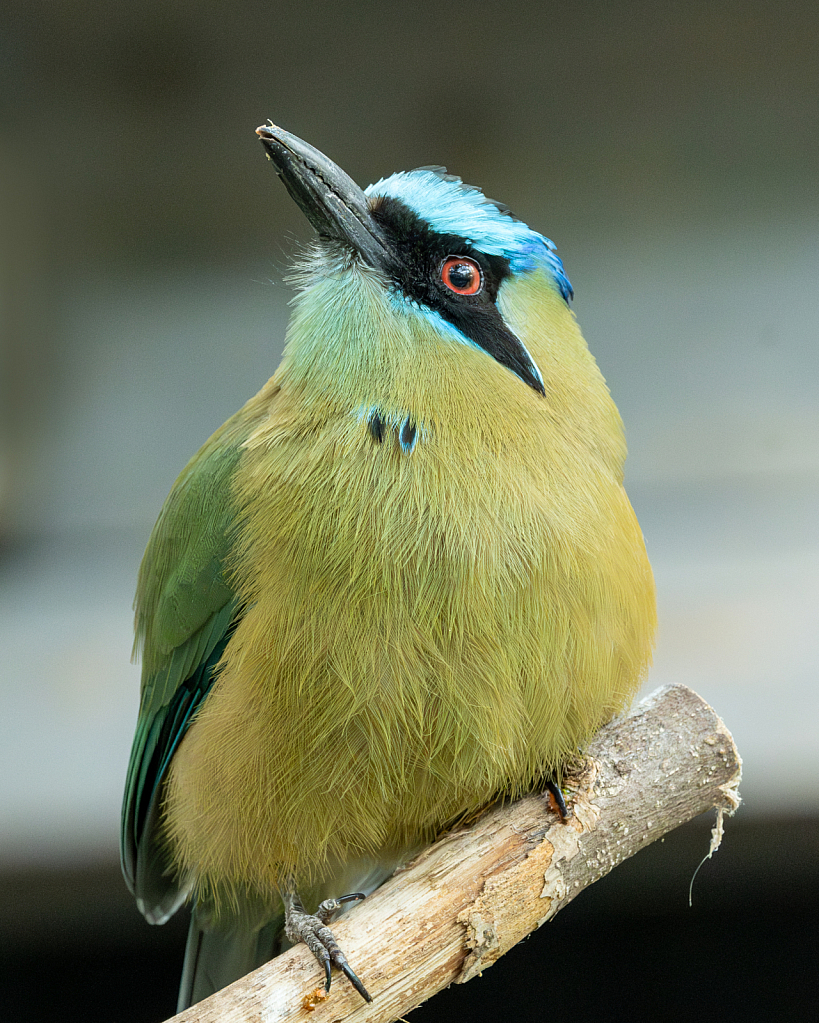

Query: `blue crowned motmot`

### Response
(121, 123, 656, 1010)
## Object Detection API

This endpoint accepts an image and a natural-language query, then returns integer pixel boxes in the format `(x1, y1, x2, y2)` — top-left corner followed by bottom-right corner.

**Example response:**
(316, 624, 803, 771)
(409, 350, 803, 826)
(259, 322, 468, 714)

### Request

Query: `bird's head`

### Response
(256, 124, 618, 459)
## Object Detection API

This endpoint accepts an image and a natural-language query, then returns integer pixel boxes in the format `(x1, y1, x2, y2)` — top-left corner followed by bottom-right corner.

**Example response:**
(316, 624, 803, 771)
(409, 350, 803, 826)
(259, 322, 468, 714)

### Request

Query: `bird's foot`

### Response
(544, 778, 569, 820)
(284, 890, 371, 1002)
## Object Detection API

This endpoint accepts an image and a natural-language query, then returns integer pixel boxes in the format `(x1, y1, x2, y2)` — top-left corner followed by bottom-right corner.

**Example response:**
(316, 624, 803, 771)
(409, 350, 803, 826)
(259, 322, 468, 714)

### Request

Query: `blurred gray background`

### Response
(1, 2, 817, 1020)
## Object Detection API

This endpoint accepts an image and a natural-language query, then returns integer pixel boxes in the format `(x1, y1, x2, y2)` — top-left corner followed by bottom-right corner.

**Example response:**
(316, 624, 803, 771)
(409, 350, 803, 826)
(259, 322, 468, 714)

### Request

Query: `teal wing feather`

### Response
(121, 413, 255, 924)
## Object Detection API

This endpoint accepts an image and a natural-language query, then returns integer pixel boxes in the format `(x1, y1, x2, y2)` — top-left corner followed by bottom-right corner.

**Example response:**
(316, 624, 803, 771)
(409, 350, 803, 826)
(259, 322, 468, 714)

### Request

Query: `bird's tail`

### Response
(177, 899, 284, 1012)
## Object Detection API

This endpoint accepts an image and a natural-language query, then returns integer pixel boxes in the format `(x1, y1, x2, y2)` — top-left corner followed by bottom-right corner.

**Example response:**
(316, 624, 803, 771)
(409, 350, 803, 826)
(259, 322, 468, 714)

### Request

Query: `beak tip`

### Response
(255, 122, 387, 268)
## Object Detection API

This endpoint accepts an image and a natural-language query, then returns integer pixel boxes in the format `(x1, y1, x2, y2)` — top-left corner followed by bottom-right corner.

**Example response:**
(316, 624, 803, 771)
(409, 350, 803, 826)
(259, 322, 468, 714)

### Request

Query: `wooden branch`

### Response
(167, 684, 741, 1023)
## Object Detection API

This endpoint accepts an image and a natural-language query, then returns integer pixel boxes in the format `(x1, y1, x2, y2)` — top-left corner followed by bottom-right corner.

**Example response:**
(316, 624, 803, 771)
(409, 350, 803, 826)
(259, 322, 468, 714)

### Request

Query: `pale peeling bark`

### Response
(166, 684, 742, 1023)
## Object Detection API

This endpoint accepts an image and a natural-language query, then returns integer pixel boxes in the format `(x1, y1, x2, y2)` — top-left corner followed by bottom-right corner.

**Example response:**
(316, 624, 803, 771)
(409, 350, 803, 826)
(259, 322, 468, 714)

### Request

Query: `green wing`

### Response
(121, 411, 255, 924)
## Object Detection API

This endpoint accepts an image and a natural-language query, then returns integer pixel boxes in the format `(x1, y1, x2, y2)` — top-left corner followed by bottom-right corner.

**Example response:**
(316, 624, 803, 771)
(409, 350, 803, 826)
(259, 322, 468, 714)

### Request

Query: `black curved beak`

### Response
(256, 123, 390, 272)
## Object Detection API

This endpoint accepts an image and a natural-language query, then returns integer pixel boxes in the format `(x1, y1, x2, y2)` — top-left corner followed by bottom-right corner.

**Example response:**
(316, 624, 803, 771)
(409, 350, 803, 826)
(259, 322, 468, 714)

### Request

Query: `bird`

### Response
(120, 121, 656, 1012)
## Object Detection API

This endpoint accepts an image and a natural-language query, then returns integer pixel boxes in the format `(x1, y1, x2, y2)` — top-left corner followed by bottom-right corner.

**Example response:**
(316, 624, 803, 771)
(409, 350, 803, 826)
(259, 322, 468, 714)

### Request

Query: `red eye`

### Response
(441, 256, 482, 295)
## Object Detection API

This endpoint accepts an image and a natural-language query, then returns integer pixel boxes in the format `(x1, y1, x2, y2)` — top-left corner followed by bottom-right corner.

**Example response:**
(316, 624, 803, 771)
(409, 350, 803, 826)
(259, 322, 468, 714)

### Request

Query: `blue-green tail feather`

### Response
(178, 899, 285, 1012)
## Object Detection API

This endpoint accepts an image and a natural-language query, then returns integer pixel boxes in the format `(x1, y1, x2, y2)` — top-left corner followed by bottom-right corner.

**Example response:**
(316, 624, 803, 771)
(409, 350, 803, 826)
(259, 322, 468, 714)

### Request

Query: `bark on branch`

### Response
(167, 684, 742, 1023)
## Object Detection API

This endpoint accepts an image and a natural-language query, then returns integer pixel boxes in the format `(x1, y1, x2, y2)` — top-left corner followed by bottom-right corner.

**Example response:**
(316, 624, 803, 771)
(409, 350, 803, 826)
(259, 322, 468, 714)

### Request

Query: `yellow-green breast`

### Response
(163, 269, 656, 903)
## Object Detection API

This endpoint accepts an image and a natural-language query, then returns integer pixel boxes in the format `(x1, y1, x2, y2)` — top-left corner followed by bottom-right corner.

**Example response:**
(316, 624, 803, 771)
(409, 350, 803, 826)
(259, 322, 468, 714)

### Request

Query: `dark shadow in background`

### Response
(4, 815, 817, 1022)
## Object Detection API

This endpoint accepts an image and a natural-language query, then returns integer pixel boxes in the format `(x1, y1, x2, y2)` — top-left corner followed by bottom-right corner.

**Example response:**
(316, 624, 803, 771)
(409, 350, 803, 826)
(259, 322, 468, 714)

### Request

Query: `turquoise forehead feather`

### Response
(365, 168, 573, 301)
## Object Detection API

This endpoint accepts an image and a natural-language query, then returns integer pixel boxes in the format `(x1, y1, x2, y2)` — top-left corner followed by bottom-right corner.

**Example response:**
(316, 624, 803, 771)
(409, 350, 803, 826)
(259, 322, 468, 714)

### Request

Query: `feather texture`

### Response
(162, 261, 655, 908)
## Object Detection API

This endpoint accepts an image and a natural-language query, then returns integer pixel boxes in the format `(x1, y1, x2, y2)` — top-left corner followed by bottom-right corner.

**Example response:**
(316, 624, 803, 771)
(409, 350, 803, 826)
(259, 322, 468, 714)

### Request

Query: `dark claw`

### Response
(545, 778, 569, 819)
(315, 891, 367, 924)
(284, 886, 372, 1002)
(341, 962, 372, 1002)
(337, 891, 366, 905)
